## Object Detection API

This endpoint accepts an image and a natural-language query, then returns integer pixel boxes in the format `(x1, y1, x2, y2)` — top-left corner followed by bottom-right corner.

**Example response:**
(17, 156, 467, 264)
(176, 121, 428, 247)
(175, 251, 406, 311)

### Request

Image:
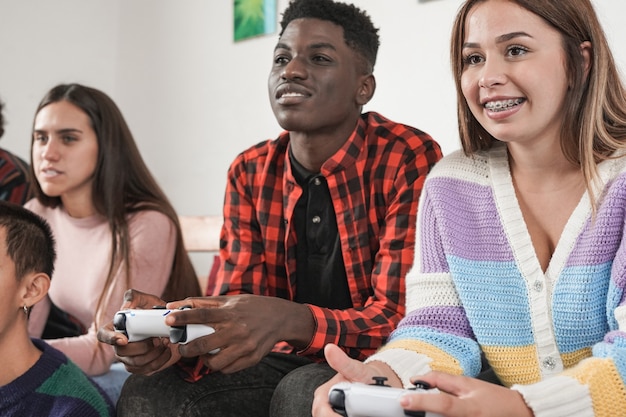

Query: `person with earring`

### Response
(0, 201, 114, 416)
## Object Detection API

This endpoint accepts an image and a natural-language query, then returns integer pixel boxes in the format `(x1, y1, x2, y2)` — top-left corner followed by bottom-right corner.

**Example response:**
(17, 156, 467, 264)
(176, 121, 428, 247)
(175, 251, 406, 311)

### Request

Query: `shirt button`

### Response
(533, 280, 543, 292)
(542, 357, 556, 370)
(313, 178, 322, 186)
(312, 216, 321, 224)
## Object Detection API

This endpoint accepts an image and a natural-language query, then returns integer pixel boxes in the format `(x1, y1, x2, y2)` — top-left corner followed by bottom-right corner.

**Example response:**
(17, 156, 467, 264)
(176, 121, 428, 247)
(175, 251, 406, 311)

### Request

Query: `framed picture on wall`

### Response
(234, 0, 277, 42)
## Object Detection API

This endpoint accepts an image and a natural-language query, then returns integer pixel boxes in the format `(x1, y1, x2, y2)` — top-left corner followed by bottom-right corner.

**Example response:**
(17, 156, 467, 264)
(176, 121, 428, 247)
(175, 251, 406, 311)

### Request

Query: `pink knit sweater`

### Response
(25, 199, 175, 376)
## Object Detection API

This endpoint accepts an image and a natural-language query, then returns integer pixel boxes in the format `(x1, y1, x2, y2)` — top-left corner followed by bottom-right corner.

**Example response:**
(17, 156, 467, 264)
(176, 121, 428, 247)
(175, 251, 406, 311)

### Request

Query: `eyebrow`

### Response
(274, 42, 289, 52)
(274, 41, 337, 52)
(463, 31, 533, 49)
(33, 128, 83, 135)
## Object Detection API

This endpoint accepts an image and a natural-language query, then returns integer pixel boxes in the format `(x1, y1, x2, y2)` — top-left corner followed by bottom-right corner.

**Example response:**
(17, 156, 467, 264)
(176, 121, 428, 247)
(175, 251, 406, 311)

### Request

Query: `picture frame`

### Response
(234, 0, 277, 42)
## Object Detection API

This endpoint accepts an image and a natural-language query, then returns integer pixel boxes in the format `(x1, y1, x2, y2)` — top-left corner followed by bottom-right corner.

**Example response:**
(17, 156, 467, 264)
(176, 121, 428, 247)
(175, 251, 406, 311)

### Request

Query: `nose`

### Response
(38, 139, 60, 161)
(281, 56, 307, 81)
(478, 58, 507, 88)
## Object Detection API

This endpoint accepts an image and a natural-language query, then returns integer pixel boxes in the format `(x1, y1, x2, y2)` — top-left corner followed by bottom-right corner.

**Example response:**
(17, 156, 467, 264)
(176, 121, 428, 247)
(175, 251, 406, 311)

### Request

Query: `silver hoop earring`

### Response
(23, 305, 29, 315)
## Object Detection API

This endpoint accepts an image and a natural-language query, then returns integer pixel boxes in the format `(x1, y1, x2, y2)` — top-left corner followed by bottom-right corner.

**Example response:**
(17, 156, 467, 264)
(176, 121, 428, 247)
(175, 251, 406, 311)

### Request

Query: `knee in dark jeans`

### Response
(270, 363, 336, 417)
(118, 355, 308, 417)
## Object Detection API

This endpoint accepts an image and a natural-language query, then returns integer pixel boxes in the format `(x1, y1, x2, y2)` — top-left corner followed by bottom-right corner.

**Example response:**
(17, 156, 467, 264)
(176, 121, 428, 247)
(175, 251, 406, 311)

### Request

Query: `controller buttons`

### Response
(113, 312, 127, 336)
(411, 380, 431, 390)
(403, 411, 427, 417)
(371, 376, 390, 387)
(328, 388, 347, 417)
(170, 326, 186, 344)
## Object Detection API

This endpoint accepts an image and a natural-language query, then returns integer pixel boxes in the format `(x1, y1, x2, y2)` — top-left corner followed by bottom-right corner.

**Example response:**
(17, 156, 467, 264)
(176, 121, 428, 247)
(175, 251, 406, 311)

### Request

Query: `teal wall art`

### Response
(234, 0, 277, 42)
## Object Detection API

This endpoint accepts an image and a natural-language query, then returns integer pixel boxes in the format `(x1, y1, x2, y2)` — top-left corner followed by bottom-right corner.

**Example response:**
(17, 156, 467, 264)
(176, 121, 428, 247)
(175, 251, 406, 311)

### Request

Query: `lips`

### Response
(274, 83, 312, 102)
(279, 91, 307, 99)
(40, 167, 62, 178)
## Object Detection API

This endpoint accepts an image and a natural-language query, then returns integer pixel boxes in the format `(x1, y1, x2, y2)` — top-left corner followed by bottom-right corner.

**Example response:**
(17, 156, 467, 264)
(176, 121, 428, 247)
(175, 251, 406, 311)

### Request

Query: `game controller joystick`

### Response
(328, 376, 442, 417)
(114, 307, 216, 346)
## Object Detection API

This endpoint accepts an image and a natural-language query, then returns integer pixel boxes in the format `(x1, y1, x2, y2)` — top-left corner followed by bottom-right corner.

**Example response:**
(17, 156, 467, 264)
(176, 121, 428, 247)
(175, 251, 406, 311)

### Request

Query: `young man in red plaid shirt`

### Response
(100, 0, 442, 415)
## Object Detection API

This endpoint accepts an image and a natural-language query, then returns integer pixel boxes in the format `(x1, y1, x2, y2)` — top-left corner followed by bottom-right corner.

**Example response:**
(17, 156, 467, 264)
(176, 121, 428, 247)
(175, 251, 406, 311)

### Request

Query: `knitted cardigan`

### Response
(0, 338, 114, 416)
(368, 143, 626, 417)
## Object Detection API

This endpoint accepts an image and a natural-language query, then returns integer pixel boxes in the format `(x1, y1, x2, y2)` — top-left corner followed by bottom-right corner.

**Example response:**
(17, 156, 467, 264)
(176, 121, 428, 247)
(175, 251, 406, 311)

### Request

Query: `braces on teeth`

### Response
(485, 98, 523, 111)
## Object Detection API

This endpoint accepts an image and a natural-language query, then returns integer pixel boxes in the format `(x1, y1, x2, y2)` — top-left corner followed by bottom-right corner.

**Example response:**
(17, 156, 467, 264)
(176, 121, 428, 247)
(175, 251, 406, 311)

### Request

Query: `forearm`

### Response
(302, 301, 403, 359)
(47, 325, 115, 376)
(278, 300, 316, 349)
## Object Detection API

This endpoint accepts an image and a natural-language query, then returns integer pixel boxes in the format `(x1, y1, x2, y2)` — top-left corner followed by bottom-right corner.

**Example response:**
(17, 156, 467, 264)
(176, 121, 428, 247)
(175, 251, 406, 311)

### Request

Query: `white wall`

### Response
(1, 0, 625, 221)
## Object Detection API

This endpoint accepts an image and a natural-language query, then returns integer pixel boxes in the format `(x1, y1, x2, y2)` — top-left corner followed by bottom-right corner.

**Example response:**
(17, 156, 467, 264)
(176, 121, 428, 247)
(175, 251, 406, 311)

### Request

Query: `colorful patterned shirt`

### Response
(0, 148, 32, 205)
(369, 143, 626, 417)
(214, 111, 442, 360)
(0, 339, 114, 416)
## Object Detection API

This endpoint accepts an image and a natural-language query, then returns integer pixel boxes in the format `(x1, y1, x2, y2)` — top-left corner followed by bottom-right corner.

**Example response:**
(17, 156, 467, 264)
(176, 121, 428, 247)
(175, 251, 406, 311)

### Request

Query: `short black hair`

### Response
(0, 201, 56, 280)
(279, 0, 380, 72)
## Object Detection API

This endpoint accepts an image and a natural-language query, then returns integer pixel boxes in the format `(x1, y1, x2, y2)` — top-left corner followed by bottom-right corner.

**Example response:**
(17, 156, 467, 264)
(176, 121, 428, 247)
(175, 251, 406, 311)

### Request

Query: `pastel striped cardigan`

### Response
(368, 143, 626, 416)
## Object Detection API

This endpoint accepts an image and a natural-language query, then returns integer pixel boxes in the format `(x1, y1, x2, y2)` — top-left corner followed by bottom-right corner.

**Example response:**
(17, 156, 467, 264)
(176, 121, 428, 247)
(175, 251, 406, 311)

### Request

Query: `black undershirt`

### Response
(290, 151, 353, 309)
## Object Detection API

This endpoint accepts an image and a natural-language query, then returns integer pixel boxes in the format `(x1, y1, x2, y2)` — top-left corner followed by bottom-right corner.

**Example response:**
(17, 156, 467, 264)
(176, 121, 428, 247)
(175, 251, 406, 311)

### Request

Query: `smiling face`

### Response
(268, 18, 372, 136)
(32, 101, 99, 212)
(460, 0, 570, 148)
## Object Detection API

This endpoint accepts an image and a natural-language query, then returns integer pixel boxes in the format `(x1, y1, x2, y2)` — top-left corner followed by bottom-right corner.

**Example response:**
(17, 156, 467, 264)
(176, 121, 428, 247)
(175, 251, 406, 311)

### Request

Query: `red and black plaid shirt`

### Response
(0, 148, 32, 205)
(214, 112, 442, 361)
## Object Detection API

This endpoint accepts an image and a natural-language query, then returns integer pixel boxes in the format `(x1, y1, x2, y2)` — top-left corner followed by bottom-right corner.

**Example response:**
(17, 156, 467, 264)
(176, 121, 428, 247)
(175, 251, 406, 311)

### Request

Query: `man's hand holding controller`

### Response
(114, 306, 219, 351)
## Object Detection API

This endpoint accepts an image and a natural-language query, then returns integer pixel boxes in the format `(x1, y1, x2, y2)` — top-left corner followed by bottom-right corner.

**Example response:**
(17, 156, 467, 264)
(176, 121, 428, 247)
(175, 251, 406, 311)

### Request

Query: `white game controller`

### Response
(114, 307, 216, 346)
(328, 377, 442, 417)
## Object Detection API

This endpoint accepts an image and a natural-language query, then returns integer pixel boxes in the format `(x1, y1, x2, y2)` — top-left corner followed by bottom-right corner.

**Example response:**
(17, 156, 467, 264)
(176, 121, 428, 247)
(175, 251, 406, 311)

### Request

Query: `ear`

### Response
(20, 272, 51, 309)
(356, 74, 376, 106)
(580, 40, 592, 79)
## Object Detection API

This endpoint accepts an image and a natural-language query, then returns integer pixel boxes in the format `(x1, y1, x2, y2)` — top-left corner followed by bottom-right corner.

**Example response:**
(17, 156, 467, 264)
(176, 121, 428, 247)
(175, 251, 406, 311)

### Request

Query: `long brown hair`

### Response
(30, 84, 200, 323)
(450, 0, 626, 200)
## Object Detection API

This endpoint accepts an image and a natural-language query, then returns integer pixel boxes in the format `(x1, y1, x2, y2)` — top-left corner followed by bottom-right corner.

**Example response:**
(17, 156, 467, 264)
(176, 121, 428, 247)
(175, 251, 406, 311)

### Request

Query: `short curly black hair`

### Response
(279, 0, 380, 73)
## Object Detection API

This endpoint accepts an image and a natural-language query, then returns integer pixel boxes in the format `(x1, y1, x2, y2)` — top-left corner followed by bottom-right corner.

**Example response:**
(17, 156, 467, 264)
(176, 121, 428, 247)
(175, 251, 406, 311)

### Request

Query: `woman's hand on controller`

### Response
(312, 344, 401, 417)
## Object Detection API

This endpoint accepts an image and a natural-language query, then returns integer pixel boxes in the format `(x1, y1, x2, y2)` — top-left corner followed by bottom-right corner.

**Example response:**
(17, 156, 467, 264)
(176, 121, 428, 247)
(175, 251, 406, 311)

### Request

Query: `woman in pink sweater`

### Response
(24, 83, 201, 404)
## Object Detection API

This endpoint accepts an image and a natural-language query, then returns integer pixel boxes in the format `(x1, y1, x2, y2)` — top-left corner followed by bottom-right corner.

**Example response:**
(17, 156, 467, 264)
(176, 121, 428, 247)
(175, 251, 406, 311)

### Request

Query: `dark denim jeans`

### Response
(116, 352, 336, 417)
